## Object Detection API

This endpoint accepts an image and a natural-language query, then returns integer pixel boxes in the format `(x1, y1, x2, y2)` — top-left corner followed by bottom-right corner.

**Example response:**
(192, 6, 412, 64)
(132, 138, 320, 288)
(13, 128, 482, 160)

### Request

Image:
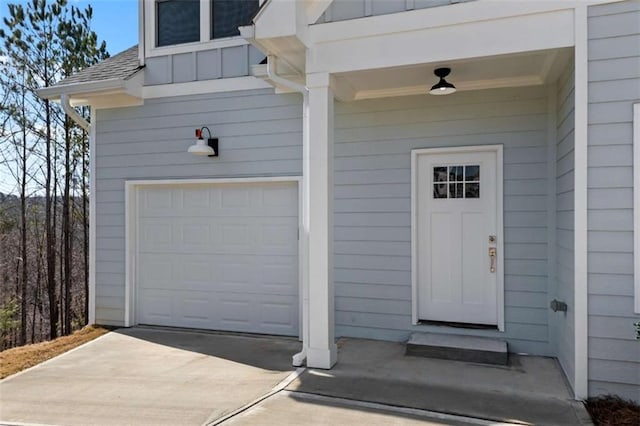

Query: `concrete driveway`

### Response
(0, 327, 301, 426)
(0, 328, 589, 426)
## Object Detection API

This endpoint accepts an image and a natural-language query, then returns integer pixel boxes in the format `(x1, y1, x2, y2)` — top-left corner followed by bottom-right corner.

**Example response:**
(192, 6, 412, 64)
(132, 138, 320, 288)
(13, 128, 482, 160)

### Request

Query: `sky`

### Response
(0, 0, 139, 194)
(0, 0, 139, 55)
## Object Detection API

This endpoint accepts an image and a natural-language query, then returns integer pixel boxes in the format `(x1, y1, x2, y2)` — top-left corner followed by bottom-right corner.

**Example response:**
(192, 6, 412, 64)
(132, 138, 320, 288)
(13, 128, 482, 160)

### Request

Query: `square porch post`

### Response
(305, 72, 337, 369)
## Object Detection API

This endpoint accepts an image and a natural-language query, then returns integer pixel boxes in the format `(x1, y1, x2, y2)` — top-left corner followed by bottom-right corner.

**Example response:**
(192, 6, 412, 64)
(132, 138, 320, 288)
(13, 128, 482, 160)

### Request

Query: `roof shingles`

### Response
(53, 45, 142, 87)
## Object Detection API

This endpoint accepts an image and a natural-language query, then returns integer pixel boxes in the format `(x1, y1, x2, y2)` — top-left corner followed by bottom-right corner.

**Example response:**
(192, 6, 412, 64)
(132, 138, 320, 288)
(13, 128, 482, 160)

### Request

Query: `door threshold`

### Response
(417, 320, 498, 331)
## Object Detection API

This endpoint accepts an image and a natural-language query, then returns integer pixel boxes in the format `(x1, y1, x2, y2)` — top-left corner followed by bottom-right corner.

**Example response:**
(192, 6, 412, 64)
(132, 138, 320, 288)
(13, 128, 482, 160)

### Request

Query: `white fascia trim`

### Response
(138, 0, 145, 66)
(307, 9, 574, 75)
(309, 0, 576, 44)
(573, 5, 589, 401)
(124, 176, 303, 329)
(634, 103, 640, 313)
(411, 144, 505, 331)
(88, 108, 97, 325)
(37, 78, 127, 100)
(142, 76, 271, 99)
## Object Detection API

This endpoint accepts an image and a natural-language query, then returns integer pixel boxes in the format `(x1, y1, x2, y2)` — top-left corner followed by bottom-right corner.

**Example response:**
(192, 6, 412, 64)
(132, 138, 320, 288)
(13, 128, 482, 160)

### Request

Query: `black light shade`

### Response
(430, 67, 456, 95)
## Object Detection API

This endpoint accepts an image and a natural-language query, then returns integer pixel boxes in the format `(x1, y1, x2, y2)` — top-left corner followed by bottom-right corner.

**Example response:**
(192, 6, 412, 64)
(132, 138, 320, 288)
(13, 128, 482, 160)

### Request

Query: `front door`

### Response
(414, 146, 502, 326)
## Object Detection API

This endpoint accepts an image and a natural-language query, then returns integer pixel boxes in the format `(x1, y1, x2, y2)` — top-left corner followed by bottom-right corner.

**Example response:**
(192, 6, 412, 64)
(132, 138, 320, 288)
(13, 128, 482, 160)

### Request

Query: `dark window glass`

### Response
(449, 166, 464, 181)
(434, 184, 447, 199)
(465, 183, 480, 198)
(465, 165, 480, 181)
(433, 167, 447, 182)
(433, 165, 481, 199)
(212, 0, 259, 39)
(157, 0, 200, 47)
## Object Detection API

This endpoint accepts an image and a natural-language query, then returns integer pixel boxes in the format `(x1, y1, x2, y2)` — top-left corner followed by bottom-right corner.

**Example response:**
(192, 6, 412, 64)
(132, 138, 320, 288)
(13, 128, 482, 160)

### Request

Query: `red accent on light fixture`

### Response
(195, 128, 202, 139)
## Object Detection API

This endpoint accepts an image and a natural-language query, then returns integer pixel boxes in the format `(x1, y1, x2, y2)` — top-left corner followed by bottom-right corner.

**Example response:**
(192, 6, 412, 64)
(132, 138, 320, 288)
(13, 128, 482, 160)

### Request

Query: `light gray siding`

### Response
(553, 62, 576, 390)
(333, 86, 552, 355)
(317, 0, 475, 23)
(587, 0, 640, 402)
(144, 44, 265, 85)
(93, 89, 302, 325)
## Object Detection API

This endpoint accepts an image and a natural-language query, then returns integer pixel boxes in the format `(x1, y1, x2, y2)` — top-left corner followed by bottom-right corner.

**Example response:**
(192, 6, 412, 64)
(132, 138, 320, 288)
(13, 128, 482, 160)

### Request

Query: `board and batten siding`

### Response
(554, 62, 576, 390)
(587, 1, 640, 402)
(333, 86, 552, 355)
(316, 0, 475, 23)
(145, 44, 265, 85)
(93, 89, 302, 325)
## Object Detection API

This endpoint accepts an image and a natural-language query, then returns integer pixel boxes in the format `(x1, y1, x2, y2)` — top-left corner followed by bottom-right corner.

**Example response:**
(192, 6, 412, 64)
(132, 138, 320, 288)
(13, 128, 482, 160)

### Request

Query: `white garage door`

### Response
(135, 181, 299, 336)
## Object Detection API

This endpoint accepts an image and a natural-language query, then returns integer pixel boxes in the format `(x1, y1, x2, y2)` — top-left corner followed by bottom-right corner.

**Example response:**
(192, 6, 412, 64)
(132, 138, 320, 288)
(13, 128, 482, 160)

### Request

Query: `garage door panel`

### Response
(136, 181, 299, 336)
(261, 264, 298, 294)
(259, 295, 298, 332)
(138, 254, 175, 290)
(217, 261, 255, 294)
(138, 289, 174, 322)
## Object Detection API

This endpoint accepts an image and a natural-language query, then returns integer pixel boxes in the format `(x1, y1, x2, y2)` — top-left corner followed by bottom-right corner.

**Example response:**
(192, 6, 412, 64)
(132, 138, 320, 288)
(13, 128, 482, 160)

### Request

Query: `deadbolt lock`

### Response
(489, 235, 496, 243)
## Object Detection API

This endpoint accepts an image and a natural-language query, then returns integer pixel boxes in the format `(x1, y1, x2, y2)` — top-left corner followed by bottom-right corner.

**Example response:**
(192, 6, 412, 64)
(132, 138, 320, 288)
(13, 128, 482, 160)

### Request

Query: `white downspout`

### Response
(267, 55, 310, 367)
(60, 94, 95, 326)
(61, 94, 90, 131)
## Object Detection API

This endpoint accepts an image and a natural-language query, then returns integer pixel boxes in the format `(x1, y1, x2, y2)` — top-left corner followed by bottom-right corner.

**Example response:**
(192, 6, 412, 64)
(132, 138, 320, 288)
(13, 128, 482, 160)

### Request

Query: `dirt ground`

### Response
(585, 395, 640, 426)
(0, 325, 109, 379)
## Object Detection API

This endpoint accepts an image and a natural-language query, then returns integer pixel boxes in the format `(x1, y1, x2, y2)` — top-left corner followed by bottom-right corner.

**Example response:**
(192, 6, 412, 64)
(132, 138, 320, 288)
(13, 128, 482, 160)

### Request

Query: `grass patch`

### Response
(586, 395, 640, 426)
(0, 325, 109, 379)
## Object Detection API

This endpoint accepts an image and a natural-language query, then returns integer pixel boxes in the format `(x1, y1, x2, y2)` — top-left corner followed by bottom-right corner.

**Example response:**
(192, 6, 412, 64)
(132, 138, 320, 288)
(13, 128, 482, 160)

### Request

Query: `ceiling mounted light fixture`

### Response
(188, 126, 218, 157)
(429, 67, 456, 96)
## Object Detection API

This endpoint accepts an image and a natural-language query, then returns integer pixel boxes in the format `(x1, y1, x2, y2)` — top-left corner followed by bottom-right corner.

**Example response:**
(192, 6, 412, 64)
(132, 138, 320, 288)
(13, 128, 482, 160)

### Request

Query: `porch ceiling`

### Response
(331, 47, 572, 101)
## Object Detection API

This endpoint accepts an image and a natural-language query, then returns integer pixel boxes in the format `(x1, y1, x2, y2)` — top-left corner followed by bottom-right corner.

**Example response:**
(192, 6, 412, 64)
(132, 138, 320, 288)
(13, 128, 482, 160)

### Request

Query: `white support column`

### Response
(305, 72, 337, 369)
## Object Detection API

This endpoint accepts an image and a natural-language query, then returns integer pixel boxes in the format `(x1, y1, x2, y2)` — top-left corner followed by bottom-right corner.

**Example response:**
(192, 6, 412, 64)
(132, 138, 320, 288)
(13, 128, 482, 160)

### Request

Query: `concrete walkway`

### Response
(0, 328, 591, 426)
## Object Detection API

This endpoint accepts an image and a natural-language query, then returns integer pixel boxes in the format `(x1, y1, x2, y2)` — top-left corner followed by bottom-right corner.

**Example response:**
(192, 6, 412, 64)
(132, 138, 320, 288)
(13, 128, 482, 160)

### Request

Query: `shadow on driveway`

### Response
(116, 326, 301, 372)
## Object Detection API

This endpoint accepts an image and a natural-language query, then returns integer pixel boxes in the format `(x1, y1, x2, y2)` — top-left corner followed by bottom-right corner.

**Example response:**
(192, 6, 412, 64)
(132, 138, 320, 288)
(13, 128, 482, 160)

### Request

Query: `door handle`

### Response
(489, 247, 497, 273)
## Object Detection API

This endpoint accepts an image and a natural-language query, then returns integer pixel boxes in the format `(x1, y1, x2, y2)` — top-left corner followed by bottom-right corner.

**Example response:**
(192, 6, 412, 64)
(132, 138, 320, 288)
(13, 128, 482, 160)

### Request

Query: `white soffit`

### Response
(331, 48, 572, 101)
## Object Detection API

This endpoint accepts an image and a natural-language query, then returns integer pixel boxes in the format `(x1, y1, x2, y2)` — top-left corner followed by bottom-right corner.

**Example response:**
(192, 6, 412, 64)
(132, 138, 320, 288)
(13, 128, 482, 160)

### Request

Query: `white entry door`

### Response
(134, 180, 299, 336)
(414, 146, 502, 326)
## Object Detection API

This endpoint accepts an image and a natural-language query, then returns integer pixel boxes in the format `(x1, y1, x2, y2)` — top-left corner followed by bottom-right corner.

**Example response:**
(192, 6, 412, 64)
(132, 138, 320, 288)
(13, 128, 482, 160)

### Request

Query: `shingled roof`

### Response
(54, 45, 142, 87)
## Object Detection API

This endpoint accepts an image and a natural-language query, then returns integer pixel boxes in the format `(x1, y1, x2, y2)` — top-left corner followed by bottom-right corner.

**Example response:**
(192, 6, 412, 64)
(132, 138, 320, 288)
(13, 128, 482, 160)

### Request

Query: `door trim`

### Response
(411, 145, 504, 331)
(124, 176, 303, 336)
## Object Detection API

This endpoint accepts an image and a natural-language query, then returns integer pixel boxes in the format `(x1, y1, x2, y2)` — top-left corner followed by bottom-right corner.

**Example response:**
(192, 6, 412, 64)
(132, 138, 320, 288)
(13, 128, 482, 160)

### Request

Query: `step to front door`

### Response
(406, 332, 508, 365)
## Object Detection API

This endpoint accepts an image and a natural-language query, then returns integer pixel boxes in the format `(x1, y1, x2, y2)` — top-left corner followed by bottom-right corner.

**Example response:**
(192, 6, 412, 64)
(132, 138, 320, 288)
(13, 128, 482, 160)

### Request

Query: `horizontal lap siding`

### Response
(317, 0, 475, 23)
(587, 1, 640, 402)
(555, 62, 576, 390)
(333, 86, 551, 355)
(93, 89, 302, 326)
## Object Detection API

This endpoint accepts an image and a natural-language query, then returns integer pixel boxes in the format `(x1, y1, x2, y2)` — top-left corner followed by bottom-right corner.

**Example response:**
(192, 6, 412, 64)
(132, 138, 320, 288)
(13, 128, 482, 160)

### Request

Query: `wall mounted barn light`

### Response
(429, 67, 456, 96)
(188, 126, 218, 157)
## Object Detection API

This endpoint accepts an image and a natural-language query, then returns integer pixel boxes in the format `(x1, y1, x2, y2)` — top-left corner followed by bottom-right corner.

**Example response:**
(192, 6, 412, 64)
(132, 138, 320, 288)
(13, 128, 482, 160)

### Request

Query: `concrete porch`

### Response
(287, 337, 591, 425)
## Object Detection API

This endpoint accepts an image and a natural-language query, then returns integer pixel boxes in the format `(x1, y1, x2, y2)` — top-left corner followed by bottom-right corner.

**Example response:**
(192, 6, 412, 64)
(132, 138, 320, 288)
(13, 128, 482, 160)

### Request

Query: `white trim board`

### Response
(142, 76, 271, 99)
(572, 5, 589, 401)
(411, 144, 505, 332)
(634, 103, 640, 314)
(123, 176, 303, 337)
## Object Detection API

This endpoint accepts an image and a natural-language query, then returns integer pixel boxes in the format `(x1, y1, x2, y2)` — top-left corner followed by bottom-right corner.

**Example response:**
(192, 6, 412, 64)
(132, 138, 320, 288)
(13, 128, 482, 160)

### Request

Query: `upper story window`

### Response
(153, 0, 259, 49)
(211, 1, 260, 39)
(157, 0, 200, 47)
